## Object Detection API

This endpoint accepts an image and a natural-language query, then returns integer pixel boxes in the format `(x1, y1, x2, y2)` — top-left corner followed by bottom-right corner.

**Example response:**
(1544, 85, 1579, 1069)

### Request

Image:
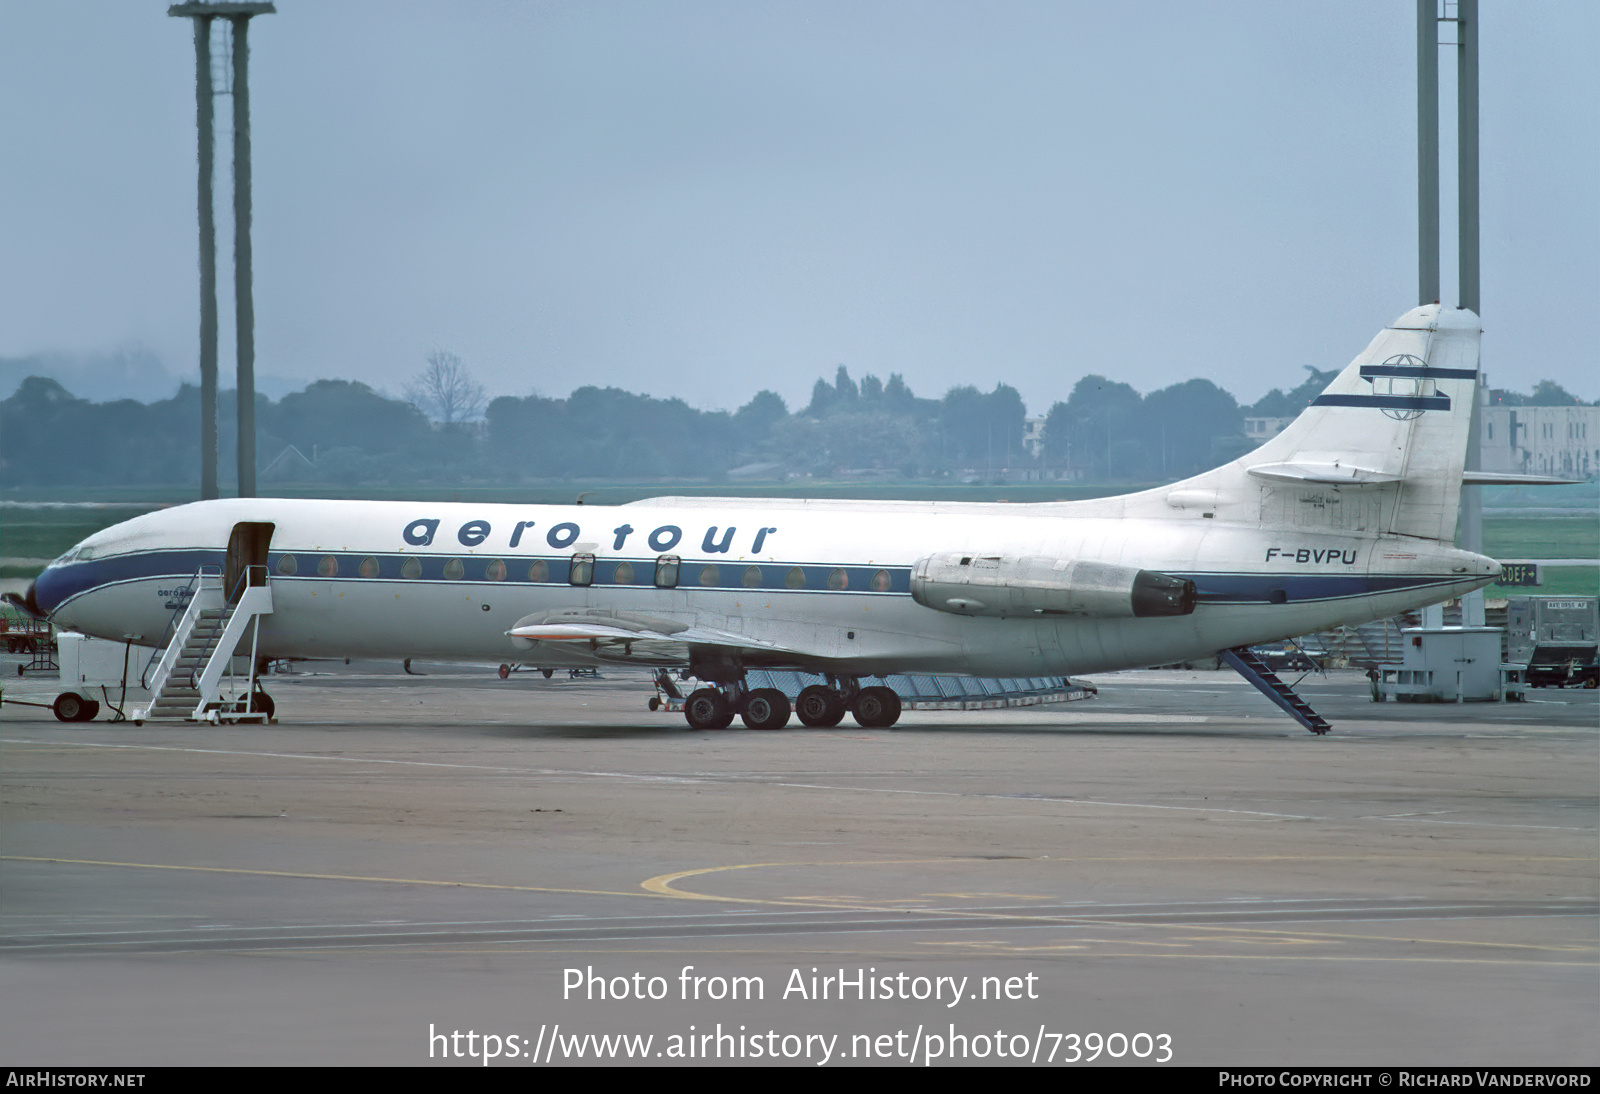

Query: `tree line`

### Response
(0, 360, 1590, 489)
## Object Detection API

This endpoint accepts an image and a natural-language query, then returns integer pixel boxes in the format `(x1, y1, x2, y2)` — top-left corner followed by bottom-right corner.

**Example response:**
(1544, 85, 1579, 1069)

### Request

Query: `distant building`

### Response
(1245, 416, 1294, 442)
(1022, 416, 1045, 460)
(1243, 405, 1597, 478)
(1480, 405, 1599, 478)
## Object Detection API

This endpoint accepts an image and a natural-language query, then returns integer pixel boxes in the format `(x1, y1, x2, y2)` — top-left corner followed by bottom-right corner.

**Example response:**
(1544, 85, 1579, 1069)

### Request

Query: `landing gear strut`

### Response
(249, 688, 275, 720)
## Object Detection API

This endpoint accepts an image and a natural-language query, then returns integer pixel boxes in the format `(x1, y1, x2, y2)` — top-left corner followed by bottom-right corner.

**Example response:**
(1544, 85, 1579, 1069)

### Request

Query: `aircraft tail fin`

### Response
(1146, 304, 1481, 542)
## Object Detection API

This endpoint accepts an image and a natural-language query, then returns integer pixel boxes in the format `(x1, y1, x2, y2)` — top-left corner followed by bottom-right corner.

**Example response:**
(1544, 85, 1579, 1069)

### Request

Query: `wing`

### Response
(505, 609, 801, 668)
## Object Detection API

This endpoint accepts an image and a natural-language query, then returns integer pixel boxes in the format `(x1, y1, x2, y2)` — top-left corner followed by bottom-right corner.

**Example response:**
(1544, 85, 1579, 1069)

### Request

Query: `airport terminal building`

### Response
(1480, 405, 1598, 478)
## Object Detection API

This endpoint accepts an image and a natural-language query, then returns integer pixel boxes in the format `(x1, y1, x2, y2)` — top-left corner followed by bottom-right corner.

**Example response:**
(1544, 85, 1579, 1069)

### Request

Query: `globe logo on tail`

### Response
(1368, 354, 1433, 420)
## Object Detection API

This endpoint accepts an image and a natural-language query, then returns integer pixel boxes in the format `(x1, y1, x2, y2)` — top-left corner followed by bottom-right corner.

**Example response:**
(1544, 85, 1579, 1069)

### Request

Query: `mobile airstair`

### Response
(136, 565, 274, 724)
(1220, 646, 1331, 735)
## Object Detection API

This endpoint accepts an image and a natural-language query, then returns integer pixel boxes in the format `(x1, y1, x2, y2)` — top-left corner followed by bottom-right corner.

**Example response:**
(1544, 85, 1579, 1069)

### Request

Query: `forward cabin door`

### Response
(225, 522, 275, 604)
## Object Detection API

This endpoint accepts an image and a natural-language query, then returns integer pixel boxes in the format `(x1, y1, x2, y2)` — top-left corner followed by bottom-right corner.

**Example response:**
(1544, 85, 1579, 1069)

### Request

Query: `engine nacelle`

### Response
(910, 553, 1197, 619)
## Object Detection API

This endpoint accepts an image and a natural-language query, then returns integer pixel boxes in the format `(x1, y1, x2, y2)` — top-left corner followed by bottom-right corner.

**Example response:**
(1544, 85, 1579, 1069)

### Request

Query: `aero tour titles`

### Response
(401, 517, 780, 557)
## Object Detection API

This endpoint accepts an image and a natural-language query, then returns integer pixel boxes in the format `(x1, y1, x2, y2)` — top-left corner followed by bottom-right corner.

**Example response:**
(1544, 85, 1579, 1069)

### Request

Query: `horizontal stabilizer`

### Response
(1247, 462, 1403, 487)
(1460, 472, 1588, 486)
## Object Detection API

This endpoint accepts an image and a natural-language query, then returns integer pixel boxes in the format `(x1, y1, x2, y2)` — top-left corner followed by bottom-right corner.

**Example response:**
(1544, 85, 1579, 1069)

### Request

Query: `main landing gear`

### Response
(682, 686, 793, 731)
(670, 672, 902, 731)
(801, 677, 901, 728)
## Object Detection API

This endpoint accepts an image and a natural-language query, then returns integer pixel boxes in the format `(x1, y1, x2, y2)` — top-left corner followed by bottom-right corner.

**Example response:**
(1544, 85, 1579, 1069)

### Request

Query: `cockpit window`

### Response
(58, 540, 114, 564)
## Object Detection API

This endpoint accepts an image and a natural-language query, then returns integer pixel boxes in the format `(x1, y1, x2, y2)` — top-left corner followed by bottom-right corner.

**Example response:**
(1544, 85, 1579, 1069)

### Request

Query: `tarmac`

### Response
(1, 656, 1595, 1066)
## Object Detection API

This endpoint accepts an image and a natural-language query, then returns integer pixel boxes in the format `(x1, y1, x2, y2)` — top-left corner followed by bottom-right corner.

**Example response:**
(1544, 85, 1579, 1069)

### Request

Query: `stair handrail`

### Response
(188, 578, 274, 716)
(182, 565, 271, 690)
(1219, 645, 1331, 735)
(141, 566, 220, 689)
(1282, 635, 1325, 689)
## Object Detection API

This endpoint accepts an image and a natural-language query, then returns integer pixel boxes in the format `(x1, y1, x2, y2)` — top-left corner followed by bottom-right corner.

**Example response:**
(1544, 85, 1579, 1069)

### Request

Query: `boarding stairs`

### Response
(136, 566, 273, 724)
(1297, 619, 1406, 667)
(1220, 646, 1331, 735)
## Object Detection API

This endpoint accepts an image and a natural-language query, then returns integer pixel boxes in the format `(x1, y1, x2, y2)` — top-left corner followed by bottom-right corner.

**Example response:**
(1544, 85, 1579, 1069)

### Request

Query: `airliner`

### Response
(17, 304, 1499, 730)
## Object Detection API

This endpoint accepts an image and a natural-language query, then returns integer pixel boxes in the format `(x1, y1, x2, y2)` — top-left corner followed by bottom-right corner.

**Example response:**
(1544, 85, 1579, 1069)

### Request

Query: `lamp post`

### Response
(169, 2, 275, 498)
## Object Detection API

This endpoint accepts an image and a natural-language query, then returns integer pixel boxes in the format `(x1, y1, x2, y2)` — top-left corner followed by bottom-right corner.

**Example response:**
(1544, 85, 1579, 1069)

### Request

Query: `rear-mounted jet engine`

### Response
(910, 554, 1197, 619)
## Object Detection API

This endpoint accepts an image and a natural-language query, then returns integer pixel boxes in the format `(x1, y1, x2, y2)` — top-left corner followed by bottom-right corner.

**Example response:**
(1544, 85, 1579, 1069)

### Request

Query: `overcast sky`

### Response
(1, 1, 1595, 416)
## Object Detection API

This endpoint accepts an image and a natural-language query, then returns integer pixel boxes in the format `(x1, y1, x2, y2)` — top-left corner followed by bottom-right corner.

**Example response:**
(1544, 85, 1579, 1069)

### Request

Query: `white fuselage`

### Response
(28, 304, 1501, 687)
(37, 495, 1497, 678)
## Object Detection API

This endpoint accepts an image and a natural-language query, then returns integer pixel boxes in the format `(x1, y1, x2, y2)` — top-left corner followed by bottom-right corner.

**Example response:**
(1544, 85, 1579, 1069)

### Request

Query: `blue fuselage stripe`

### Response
(37, 549, 1465, 616)
(1174, 572, 1458, 604)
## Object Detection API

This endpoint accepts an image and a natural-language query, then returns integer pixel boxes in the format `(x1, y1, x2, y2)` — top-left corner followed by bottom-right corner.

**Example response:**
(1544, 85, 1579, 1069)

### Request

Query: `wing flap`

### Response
(506, 609, 798, 662)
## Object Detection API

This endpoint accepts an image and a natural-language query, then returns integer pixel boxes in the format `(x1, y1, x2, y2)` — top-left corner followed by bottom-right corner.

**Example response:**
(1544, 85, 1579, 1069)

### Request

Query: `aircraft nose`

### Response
(26, 570, 67, 618)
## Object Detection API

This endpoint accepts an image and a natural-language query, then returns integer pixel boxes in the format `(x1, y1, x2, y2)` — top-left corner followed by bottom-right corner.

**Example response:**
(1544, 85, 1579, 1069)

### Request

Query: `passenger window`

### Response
(743, 565, 762, 588)
(786, 566, 806, 589)
(570, 553, 595, 587)
(485, 559, 507, 581)
(828, 568, 849, 590)
(442, 558, 465, 580)
(318, 555, 339, 578)
(401, 557, 422, 579)
(359, 556, 380, 578)
(654, 555, 679, 588)
(613, 561, 635, 585)
(276, 554, 297, 576)
(871, 569, 891, 592)
(698, 564, 719, 587)
(527, 559, 549, 583)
